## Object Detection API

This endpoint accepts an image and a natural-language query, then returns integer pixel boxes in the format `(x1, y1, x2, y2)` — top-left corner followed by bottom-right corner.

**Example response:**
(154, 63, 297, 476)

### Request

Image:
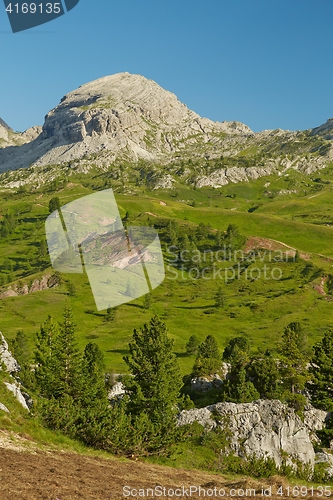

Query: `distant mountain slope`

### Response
(0, 73, 253, 172)
(0, 118, 12, 131)
(0, 73, 333, 183)
(0, 116, 41, 150)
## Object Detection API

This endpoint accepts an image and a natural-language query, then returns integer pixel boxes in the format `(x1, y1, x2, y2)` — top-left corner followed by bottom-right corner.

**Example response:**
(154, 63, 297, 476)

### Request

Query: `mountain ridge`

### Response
(0, 73, 333, 186)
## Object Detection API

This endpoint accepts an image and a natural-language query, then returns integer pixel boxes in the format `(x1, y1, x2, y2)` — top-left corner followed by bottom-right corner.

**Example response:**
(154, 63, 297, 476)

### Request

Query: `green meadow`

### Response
(1, 163, 333, 376)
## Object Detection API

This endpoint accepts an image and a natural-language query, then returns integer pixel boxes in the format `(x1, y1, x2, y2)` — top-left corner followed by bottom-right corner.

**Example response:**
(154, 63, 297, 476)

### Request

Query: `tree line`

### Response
(186, 322, 333, 424)
(10, 309, 333, 457)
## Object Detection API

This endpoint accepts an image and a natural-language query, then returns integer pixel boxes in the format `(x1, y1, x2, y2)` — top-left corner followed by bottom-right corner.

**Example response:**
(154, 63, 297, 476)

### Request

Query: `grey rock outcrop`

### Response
(303, 404, 329, 438)
(190, 376, 223, 392)
(178, 407, 216, 430)
(0, 118, 40, 149)
(178, 399, 329, 469)
(0, 118, 12, 131)
(190, 363, 230, 392)
(108, 381, 126, 400)
(0, 402, 10, 413)
(311, 118, 333, 140)
(4, 382, 29, 410)
(0, 273, 60, 300)
(0, 333, 32, 411)
(0, 333, 20, 373)
(315, 452, 333, 478)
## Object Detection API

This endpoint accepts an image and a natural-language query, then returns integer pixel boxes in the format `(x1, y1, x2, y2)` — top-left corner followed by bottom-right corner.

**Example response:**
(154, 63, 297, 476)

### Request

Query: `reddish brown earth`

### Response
(244, 236, 295, 254)
(0, 444, 327, 500)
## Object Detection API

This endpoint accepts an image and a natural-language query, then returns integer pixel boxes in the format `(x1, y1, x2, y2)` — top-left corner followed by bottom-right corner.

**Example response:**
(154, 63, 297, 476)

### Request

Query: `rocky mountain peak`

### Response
(0, 72, 253, 172)
(0, 118, 12, 143)
(0, 118, 12, 131)
(311, 118, 333, 139)
(1, 73, 332, 181)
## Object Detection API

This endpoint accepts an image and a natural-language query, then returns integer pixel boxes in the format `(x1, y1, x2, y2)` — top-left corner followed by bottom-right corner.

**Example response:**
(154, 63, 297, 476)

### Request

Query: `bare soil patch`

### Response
(0, 444, 324, 500)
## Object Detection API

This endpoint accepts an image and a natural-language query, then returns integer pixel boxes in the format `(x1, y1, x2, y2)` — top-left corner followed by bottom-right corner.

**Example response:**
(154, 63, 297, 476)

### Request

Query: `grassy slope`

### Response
(0, 166, 333, 375)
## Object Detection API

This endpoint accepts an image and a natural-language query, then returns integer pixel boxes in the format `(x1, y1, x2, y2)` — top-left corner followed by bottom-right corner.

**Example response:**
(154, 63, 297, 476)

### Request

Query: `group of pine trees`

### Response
(14, 309, 186, 456)
(166, 221, 246, 271)
(187, 322, 333, 417)
(11, 308, 333, 456)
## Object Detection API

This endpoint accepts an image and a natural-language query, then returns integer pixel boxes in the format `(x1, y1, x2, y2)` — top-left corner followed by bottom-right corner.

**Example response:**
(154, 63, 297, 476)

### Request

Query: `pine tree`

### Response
(105, 306, 117, 321)
(54, 306, 81, 399)
(279, 322, 309, 395)
(35, 309, 82, 400)
(34, 316, 60, 399)
(221, 342, 259, 403)
(143, 293, 152, 310)
(123, 316, 183, 452)
(307, 329, 333, 411)
(248, 352, 281, 399)
(10, 330, 30, 366)
(185, 334, 200, 355)
(9, 330, 34, 389)
(214, 286, 225, 308)
(223, 336, 250, 361)
(48, 197, 61, 213)
(192, 335, 221, 376)
(79, 343, 108, 407)
(168, 220, 178, 247)
(222, 366, 260, 403)
(216, 229, 223, 247)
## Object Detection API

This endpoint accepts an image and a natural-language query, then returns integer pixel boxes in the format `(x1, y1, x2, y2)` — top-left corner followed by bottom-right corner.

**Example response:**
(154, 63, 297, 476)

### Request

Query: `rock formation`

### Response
(178, 399, 330, 471)
(0, 73, 333, 187)
(190, 363, 230, 392)
(0, 73, 253, 172)
(108, 381, 126, 401)
(0, 402, 10, 413)
(0, 333, 31, 411)
(0, 273, 60, 300)
(0, 117, 41, 149)
(0, 333, 20, 373)
(4, 382, 29, 410)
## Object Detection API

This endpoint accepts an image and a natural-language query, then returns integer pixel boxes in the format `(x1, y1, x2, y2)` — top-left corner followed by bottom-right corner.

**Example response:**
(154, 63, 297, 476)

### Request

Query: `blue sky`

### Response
(1, 0, 333, 133)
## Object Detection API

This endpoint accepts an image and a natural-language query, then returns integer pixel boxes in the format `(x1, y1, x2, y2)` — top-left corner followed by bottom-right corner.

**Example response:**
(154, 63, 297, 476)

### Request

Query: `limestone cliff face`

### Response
(0, 73, 252, 171)
(0, 333, 31, 412)
(178, 399, 329, 470)
(0, 118, 12, 143)
(1, 74, 333, 185)
(0, 333, 20, 373)
(0, 117, 42, 150)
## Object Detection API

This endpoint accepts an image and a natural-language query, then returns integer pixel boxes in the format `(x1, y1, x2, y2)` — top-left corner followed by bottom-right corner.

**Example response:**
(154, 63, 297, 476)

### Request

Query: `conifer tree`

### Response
(54, 306, 81, 399)
(223, 336, 250, 361)
(34, 316, 60, 398)
(248, 352, 281, 399)
(222, 366, 260, 403)
(80, 343, 108, 406)
(214, 286, 225, 308)
(48, 197, 61, 213)
(143, 293, 152, 310)
(192, 335, 221, 376)
(186, 334, 200, 355)
(9, 330, 34, 389)
(10, 330, 30, 366)
(123, 316, 183, 452)
(279, 322, 309, 395)
(307, 329, 333, 411)
(221, 344, 259, 403)
(35, 307, 81, 400)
